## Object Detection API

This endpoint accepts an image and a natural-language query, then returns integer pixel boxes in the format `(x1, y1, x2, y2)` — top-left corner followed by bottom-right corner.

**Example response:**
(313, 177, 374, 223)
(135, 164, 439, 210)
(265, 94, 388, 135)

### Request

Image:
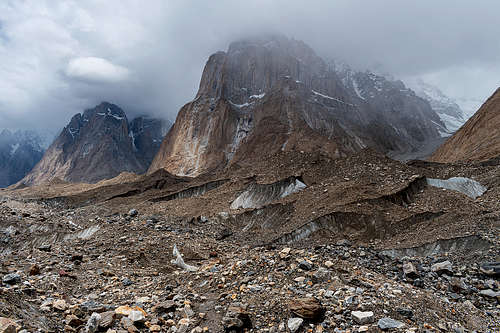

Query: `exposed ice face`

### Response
(249, 93, 265, 99)
(427, 177, 487, 199)
(280, 179, 307, 198)
(171, 244, 198, 272)
(231, 177, 306, 210)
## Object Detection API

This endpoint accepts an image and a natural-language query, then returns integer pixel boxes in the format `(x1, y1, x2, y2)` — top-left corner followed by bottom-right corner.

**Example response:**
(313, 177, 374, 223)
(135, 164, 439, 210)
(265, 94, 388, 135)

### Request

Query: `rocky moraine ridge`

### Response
(1, 148, 499, 332)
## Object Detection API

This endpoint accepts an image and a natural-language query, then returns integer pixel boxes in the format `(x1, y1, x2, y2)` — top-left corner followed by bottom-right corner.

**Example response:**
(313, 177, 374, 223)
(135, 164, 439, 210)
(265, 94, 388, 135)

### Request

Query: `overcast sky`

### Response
(1, 0, 499, 131)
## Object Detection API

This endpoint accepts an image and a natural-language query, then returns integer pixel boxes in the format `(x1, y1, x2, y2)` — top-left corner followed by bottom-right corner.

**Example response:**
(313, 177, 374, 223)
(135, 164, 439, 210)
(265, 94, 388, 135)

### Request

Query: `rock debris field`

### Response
(0, 150, 499, 332)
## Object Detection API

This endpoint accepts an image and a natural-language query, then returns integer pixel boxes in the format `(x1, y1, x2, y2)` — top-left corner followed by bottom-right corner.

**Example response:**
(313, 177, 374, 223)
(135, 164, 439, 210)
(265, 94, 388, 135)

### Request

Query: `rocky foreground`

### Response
(1, 151, 499, 332)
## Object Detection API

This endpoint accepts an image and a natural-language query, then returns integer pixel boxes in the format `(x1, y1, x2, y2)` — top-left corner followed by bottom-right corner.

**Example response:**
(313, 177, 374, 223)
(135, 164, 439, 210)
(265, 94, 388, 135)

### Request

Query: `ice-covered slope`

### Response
(406, 79, 468, 133)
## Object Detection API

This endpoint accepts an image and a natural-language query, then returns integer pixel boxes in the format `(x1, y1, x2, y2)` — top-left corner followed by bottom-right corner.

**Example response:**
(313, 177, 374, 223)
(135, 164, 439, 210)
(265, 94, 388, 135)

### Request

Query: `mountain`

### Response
(129, 115, 171, 168)
(20, 102, 170, 185)
(149, 35, 445, 176)
(430, 88, 500, 163)
(406, 79, 468, 133)
(331, 63, 449, 137)
(0, 129, 47, 187)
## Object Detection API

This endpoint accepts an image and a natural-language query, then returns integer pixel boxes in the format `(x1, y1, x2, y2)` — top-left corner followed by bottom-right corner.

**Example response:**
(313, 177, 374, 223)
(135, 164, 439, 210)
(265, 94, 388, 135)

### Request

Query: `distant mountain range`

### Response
(405, 79, 473, 134)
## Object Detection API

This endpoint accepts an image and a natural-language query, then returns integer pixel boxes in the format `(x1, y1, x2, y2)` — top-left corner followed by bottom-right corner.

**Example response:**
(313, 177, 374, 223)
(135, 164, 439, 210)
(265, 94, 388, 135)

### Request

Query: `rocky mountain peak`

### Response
(196, 36, 336, 105)
(149, 36, 446, 177)
(406, 79, 468, 133)
(21, 102, 169, 185)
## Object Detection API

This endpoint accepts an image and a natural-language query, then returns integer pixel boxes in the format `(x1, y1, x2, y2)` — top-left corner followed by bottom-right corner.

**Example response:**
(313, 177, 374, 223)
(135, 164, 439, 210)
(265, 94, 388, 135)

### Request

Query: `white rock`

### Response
(287, 317, 303, 333)
(431, 261, 453, 274)
(351, 311, 374, 324)
(128, 310, 145, 323)
(85, 312, 101, 333)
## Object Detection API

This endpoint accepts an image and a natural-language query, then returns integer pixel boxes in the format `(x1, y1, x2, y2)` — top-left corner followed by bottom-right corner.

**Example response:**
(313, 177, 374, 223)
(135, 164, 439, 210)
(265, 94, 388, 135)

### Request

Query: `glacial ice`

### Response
(231, 177, 306, 210)
(427, 177, 487, 199)
(171, 244, 198, 272)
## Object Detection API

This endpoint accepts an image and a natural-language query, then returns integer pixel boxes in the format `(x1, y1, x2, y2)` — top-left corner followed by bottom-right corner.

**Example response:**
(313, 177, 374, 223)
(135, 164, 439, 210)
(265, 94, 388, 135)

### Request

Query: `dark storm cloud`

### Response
(0, 0, 499, 131)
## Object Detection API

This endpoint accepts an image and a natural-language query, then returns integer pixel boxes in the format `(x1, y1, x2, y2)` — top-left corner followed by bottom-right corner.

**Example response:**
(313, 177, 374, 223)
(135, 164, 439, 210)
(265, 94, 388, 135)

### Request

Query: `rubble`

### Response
(0, 150, 498, 332)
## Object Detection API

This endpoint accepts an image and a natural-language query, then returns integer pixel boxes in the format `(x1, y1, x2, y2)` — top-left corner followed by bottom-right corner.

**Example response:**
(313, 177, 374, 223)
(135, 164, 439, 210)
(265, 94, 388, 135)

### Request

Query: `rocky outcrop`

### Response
(0, 130, 46, 187)
(430, 88, 500, 163)
(21, 102, 169, 185)
(150, 36, 444, 176)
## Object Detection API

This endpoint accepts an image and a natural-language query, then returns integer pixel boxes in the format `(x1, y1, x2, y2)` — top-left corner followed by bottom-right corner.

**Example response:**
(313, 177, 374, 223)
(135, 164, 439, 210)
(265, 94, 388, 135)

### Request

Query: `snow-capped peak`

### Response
(405, 79, 469, 132)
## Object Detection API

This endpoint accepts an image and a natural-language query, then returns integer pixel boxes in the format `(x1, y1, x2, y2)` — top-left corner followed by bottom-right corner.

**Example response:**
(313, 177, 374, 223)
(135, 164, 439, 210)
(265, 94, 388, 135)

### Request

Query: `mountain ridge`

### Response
(21, 102, 170, 185)
(149, 36, 445, 177)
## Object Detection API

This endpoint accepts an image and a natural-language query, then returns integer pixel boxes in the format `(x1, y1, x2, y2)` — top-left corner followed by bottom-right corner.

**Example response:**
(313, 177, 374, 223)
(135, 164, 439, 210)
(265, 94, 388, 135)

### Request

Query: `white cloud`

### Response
(65, 57, 130, 83)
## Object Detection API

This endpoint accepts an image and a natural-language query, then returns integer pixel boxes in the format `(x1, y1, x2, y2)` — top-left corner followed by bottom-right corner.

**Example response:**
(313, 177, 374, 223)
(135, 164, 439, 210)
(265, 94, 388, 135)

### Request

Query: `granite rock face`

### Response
(21, 102, 169, 185)
(150, 36, 444, 176)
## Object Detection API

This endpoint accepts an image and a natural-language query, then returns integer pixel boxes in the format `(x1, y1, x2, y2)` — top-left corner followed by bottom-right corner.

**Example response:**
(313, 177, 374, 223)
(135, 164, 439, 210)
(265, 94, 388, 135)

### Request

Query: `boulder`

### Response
(378, 317, 404, 330)
(2, 273, 21, 285)
(402, 262, 419, 278)
(351, 311, 374, 324)
(288, 297, 324, 320)
(431, 261, 453, 275)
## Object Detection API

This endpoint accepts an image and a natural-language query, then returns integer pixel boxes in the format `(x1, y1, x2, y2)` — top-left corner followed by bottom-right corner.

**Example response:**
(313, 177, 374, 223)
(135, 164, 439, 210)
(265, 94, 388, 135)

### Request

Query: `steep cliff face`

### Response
(0, 130, 45, 187)
(21, 102, 168, 185)
(430, 88, 500, 163)
(150, 36, 444, 176)
(333, 63, 447, 142)
(129, 116, 171, 168)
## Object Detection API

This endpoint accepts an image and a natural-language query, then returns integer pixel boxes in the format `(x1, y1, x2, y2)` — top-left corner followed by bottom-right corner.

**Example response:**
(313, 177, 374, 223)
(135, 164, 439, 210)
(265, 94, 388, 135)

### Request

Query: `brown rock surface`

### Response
(431, 88, 500, 162)
(0, 147, 499, 332)
(288, 297, 324, 320)
(20, 102, 168, 185)
(149, 36, 443, 177)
